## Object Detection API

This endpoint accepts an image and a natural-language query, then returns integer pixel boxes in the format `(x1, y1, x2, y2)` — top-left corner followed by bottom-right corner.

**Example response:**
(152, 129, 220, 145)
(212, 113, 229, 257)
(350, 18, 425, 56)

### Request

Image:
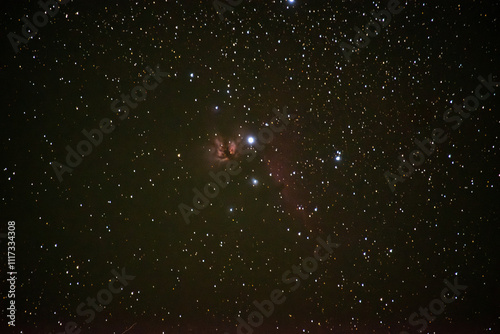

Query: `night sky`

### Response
(1, 0, 499, 333)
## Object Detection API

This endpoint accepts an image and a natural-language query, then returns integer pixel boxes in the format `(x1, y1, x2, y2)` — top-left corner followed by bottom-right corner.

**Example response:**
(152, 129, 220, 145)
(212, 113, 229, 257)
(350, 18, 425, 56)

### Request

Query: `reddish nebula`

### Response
(215, 137, 237, 160)
(208, 136, 243, 165)
(263, 129, 319, 229)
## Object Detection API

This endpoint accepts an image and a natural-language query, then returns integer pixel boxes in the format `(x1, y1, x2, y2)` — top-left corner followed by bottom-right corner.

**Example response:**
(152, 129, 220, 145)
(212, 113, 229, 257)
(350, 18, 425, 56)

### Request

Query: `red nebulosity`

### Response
(210, 136, 241, 163)
(264, 132, 317, 228)
(216, 138, 237, 160)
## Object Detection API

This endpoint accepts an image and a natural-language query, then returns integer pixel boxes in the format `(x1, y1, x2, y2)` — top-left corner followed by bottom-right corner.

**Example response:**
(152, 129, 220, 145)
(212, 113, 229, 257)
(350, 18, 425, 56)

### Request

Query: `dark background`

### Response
(0, 0, 499, 333)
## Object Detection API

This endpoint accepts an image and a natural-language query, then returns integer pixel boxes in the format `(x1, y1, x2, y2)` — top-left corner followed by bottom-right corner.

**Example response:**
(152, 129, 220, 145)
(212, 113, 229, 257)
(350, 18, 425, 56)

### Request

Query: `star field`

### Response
(1, 0, 499, 333)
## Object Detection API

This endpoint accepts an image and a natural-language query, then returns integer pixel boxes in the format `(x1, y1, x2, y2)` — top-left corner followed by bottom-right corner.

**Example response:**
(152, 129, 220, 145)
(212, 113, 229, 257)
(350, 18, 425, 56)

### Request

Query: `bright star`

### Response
(247, 136, 255, 144)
